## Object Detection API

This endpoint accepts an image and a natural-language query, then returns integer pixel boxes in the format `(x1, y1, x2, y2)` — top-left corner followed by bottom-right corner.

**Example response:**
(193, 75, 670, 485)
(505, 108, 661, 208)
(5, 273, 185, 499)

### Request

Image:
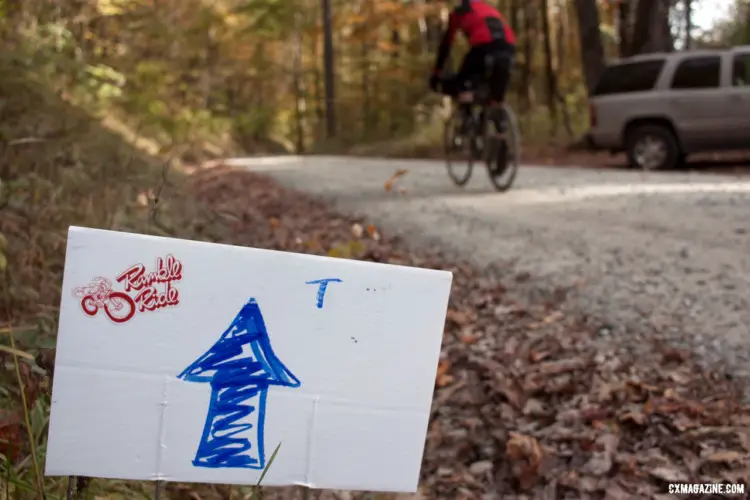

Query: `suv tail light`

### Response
(589, 102, 597, 128)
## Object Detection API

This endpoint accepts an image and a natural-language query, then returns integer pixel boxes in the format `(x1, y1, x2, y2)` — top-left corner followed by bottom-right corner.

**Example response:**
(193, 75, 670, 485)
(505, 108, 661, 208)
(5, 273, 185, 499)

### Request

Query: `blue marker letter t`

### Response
(305, 278, 342, 308)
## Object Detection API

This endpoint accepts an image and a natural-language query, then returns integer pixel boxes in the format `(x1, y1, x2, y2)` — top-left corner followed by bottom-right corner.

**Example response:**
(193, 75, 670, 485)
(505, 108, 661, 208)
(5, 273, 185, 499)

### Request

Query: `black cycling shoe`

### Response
(489, 138, 509, 175)
(459, 115, 473, 136)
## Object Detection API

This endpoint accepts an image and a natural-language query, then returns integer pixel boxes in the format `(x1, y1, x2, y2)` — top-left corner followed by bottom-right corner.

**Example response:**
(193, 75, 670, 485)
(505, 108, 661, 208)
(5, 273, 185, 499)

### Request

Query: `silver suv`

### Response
(585, 45, 750, 170)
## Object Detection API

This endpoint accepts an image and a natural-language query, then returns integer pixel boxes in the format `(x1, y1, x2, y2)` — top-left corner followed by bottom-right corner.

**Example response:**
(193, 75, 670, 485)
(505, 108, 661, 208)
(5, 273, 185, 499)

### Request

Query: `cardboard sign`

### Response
(45, 227, 452, 492)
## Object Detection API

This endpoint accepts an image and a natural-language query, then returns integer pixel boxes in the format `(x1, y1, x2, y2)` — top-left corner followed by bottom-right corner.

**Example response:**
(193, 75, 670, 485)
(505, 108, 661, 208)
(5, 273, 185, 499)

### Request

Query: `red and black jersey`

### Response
(433, 0, 516, 74)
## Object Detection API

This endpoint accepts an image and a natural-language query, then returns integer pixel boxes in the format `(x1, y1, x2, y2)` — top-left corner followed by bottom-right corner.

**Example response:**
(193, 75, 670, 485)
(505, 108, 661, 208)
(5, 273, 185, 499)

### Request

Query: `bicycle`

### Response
(441, 67, 521, 191)
(74, 277, 136, 323)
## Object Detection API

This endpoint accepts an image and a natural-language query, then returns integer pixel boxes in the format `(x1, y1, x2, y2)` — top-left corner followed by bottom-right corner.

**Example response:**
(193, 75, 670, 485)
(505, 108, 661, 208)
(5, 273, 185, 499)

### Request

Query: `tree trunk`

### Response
(292, 12, 305, 153)
(684, 0, 692, 49)
(509, 0, 519, 31)
(311, 27, 325, 141)
(390, 26, 401, 134)
(321, 0, 336, 138)
(554, 0, 574, 137)
(519, 3, 534, 111)
(359, 0, 372, 136)
(573, 0, 606, 96)
(630, 0, 672, 55)
(540, 0, 557, 131)
(618, 0, 631, 57)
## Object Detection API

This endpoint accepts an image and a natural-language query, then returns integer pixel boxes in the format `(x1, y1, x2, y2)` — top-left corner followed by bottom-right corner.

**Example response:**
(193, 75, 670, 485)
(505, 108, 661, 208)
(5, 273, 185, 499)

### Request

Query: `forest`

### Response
(1, 1, 750, 499)
(3, 0, 750, 161)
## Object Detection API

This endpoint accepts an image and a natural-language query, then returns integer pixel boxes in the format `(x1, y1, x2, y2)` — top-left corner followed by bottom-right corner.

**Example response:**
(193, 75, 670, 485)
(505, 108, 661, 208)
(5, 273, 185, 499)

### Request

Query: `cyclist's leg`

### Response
(485, 51, 514, 169)
(455, 48, 484, 129)
(487, 51, 513, 137)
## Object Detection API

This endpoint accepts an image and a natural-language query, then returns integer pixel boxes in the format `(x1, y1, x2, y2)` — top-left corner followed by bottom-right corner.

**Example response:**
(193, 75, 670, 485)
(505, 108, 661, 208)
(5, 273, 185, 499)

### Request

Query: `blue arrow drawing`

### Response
(177, 298, 301, 469)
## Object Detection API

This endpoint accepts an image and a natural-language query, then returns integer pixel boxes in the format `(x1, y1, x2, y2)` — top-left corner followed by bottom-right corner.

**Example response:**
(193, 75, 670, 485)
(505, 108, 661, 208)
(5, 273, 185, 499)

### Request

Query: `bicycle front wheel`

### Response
(444, 110, 475, 187)
(485, 104, 521, 192)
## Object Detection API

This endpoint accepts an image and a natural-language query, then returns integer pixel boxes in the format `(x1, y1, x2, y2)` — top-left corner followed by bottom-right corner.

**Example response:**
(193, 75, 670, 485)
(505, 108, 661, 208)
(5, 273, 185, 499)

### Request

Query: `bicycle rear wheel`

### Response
(485, 104, 521, 192)
(444, 109, 475, 187)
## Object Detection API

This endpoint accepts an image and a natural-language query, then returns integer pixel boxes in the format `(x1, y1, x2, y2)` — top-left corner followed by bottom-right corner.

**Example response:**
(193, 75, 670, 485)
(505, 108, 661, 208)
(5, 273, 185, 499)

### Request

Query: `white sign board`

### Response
(46, 226, 452, 492)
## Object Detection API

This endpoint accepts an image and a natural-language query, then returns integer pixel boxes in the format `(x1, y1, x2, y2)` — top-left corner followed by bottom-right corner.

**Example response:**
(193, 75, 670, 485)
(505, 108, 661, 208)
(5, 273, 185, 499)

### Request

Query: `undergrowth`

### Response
(345, 97, 591, 160)
(0, 56, 272, 499)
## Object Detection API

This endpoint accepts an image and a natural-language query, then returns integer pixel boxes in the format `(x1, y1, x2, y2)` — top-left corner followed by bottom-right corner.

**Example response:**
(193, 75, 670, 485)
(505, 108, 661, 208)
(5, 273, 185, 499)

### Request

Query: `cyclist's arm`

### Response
(433, 12, 459, 75)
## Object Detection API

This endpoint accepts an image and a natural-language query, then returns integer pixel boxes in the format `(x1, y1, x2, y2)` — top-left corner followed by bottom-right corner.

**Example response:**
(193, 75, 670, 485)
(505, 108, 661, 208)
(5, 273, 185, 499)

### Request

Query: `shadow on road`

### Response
(584, 153, 750, 175)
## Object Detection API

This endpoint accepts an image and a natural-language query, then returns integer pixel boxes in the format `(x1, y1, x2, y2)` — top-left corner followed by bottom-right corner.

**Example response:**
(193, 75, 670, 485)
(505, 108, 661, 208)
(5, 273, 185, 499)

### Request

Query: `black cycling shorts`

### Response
(442, 44, 514, 103)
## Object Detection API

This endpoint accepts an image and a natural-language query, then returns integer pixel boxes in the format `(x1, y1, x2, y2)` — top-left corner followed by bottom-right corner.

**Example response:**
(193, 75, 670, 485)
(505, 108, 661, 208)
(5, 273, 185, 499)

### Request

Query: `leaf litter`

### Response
(184, 165, 750, 499)
(34, 164, 750, 499)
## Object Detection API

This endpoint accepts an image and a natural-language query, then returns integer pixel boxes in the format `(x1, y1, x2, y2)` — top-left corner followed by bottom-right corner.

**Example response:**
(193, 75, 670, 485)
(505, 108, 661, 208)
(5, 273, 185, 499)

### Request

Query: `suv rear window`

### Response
(592, 59, 665, 96)
(670, 56, 721, 89)
(733, 53, 750, 86)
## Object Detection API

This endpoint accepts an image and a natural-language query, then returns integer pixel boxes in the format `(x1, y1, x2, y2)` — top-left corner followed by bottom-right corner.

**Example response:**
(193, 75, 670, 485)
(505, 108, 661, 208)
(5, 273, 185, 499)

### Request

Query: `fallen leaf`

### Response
(704, 450, 744, 463)
(619, 408, 648, 426)
(649, 466, 688, 483)
(583, 434, 619, 476)
(436, 360, 453, 387)
(468, 460, 493, 475)
(542, 310, 564, 323)
(366, 224, 380, 241)
(384, 168, 408, 192)
(459, 332, 478, 344)
(536, 357, 589, 376)
(445, 308, 472, 328)
(506, 432, 544, 486)
(662, 348, 690, 364)
(497, 373, 526, 410)
(528, 349, 551, 363)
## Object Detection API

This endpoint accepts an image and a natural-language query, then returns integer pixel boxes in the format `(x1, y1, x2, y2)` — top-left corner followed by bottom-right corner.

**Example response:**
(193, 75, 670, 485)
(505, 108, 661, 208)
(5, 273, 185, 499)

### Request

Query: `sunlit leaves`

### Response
(96, 0, 136, 16)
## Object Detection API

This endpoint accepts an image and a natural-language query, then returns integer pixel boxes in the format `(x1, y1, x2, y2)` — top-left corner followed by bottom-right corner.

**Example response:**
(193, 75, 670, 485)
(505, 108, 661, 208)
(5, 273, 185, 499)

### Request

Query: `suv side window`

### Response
(670, 56, 721, 89)
(732, 53, 750, 87)
(592, 60, 665, 96)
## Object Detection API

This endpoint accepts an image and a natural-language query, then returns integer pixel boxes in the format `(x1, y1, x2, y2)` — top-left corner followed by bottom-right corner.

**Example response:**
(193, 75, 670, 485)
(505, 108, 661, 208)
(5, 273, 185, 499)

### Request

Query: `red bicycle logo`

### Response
(73, 277, 136, 324)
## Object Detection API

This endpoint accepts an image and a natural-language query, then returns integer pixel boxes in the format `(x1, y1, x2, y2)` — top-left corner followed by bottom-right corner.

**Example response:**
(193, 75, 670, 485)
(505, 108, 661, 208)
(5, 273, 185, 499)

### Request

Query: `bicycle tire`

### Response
(485, 104, 521, 192)
(103, 292, 137, 323)
(444, 109, 474, 187)
(81, 295, 99, 316)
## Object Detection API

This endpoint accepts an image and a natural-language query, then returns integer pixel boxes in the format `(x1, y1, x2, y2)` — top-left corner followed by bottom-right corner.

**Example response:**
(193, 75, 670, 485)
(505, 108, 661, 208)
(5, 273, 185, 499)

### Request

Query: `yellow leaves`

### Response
(347, 13, 367, 24)
(96, 0, 136, 16)
(376, 40, 399, 52)
(327, 240, 365, 259)
(376, 0, 408, 15)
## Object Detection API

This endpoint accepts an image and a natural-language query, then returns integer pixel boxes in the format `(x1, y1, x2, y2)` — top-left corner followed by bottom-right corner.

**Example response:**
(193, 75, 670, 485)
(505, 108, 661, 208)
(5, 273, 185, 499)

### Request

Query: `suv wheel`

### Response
(625, 124, 681, 171)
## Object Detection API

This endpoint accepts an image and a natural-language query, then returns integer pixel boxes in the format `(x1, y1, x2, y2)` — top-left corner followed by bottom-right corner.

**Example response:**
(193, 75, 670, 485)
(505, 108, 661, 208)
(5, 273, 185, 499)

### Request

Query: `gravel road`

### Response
(232, 155, 750, 383)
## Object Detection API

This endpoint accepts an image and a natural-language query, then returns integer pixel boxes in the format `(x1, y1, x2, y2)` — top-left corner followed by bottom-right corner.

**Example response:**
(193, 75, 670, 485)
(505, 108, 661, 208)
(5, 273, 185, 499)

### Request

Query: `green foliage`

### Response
(713, 0, 750, 46)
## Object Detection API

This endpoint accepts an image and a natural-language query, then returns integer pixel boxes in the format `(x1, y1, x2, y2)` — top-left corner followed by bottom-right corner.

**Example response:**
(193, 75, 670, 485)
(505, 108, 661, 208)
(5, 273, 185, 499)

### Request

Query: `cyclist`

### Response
(429, 0, 516, 165)
(74, 277, 113, 305)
